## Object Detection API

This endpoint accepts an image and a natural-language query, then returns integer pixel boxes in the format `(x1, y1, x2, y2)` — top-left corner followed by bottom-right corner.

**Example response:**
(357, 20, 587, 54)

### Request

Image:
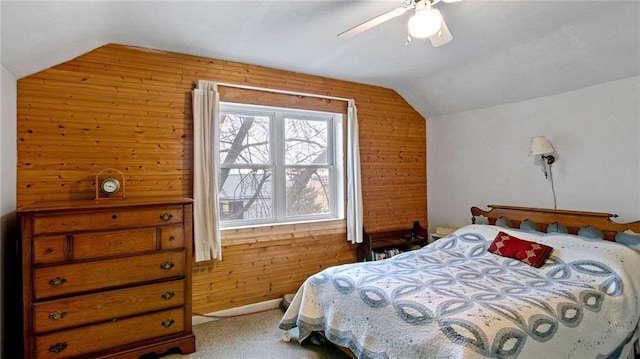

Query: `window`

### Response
(218, 102, 344, 228)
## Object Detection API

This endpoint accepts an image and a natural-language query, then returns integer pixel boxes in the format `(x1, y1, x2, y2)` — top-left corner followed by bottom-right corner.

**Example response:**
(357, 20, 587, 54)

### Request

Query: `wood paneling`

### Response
(16, 44, 426, 314)
(192, 220, 353, 312)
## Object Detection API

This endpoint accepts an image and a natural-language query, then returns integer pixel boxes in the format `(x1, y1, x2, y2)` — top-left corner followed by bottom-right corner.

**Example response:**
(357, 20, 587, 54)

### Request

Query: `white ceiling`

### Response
(2, 1, 639, 118)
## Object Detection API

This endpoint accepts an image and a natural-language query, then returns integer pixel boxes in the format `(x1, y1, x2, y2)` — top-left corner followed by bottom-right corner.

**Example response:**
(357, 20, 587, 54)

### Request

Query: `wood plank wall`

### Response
(16, 44, 427, 314)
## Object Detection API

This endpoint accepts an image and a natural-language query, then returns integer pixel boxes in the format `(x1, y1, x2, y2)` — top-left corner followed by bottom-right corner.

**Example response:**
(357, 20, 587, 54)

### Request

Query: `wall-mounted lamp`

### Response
(528, 135, 558, 208)
(529, 136, 557, 176)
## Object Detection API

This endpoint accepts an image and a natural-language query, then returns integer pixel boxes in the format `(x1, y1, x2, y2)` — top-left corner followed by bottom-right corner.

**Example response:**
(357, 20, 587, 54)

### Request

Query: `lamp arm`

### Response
(542, 154, 555, 165)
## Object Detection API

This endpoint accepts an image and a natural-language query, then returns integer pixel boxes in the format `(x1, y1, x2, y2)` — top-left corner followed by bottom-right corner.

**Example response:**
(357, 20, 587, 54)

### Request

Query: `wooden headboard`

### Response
(471, 205, 640, 241)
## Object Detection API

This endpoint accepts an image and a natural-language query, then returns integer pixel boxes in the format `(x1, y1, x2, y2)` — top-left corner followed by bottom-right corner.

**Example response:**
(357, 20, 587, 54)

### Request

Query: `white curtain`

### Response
(192, 80, 222, 261)
(346, 100, 363, 244)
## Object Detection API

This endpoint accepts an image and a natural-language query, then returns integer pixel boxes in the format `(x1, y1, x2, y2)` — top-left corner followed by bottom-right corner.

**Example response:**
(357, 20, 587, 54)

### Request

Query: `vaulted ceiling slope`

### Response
(2, 1, 639, 118)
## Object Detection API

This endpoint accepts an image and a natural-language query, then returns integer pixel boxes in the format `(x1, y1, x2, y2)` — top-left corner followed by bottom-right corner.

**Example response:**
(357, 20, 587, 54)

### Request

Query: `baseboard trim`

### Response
(191, 298, 282, 326)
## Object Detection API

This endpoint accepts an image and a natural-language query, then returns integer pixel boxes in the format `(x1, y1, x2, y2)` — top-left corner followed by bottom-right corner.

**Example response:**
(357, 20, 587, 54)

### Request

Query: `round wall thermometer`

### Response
(101, 177, 121, 195)
(95, 168, 126, 200)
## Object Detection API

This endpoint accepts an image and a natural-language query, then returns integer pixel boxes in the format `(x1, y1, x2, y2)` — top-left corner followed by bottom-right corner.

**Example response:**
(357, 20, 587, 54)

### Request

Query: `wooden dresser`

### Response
(18, 198, 196, 359)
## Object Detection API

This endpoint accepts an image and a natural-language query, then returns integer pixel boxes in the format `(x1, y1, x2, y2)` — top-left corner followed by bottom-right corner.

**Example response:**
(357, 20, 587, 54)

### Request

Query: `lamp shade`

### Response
(408, 8, 443, 38)
(529, 136, 555, 156)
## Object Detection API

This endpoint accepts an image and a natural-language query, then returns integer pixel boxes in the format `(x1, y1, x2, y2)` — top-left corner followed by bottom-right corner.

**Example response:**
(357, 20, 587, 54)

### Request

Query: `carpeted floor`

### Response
(163, 309, 351, 359)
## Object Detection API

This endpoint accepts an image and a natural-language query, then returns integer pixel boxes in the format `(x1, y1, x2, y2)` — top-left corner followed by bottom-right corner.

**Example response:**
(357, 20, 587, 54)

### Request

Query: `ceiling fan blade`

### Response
(429, 17, 453, 47)
(338, 6, 413, 39)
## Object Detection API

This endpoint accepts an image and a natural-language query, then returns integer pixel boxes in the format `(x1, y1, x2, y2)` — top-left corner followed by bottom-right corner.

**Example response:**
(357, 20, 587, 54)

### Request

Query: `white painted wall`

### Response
(1, 65, 17, 359)
(427, 76, 640, 232)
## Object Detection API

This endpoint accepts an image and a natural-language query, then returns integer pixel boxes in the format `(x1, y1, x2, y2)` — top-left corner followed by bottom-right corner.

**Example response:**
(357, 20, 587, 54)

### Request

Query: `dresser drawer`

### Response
(161, 225, 185, 250)
(72, 227, 158, 260)
(34, 307, 185, 359)
(33, 235, 67, 264)
(33, 279, 185, 334)
(33, 251, 185, 299)
(33, 227, 159, 264)
(32, 205, 183, 235)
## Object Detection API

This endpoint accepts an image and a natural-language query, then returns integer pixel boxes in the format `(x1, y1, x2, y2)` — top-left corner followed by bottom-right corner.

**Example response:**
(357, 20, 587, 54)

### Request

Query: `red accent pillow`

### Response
(488, 231, 553, 268)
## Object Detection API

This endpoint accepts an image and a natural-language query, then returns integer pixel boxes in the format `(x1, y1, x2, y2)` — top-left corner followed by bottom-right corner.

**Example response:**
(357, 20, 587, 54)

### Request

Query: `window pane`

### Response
(219, 113, 270, 165)
(285, 118, 328, 165)
(217, 102, 343, 228)
(218, 168, 273, 221)
(286, 168, 330, 216)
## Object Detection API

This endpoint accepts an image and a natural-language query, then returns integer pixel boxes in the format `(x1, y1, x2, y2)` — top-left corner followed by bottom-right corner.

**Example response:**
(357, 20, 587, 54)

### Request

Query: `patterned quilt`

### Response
(279, 225, 640, 359)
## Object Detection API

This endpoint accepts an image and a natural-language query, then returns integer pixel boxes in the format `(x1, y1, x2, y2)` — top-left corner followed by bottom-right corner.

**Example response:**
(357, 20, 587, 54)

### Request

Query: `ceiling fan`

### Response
(338, 0, 460, 47)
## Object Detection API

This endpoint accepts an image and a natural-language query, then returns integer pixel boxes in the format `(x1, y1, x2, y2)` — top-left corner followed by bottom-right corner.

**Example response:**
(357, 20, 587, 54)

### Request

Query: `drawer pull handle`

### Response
(112, 214, 118, 219)
(161, 291, 175, 300)
(168, 236, 176, 241)
(160, 262, 175, 271)
(49, 277, 67, 286)
(159, 213, 173, 221)
(49, 342, 68, 353)
(161, 319, 175, 328)
(48, 311, 67, 321)
(46, 247, 54, 254)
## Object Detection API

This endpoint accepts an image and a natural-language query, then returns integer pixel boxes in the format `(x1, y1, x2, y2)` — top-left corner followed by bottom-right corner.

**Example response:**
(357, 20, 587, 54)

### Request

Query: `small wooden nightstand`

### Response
(358, 221, 428, 261)
(429, 233, 446, 242)
(429, 227, 458, 243)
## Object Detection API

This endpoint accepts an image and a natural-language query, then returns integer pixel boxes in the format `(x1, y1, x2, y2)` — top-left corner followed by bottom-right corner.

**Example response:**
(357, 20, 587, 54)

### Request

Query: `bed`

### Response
(279, 205, 640, 359)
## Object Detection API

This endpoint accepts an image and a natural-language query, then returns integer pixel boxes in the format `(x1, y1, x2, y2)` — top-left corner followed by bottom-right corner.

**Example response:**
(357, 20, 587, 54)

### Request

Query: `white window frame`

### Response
(218, 102, 344, 229)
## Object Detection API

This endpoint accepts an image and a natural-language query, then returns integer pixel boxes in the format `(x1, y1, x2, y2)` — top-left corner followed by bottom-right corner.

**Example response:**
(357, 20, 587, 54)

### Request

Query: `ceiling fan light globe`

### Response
(408, 8, 443, 38)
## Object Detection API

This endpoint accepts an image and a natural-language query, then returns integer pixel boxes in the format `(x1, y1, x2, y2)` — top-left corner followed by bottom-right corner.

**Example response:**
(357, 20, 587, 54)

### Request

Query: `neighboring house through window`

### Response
(218, 102, 344, 228)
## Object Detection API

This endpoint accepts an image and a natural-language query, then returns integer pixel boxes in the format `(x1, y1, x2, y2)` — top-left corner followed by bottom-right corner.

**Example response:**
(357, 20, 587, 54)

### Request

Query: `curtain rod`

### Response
(216, 81, 353, 103)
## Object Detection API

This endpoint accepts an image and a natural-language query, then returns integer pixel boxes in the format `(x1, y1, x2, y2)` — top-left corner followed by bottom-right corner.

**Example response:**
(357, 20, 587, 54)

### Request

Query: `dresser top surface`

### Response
(17, 197, 193, 214)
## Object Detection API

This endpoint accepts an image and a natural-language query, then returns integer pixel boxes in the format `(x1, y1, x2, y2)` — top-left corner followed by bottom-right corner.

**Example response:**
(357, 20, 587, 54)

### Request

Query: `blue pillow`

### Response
(615, 232, 640, 251)
(547, 222, 568, 234)
(495, 217, 512, 228)
(519, 220, 539, 232)
(578, 226, 604, 239)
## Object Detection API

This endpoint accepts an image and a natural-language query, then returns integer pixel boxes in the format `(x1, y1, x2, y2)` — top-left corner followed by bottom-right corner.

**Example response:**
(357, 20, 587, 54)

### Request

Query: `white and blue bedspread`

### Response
(279, 225, 640, 358)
